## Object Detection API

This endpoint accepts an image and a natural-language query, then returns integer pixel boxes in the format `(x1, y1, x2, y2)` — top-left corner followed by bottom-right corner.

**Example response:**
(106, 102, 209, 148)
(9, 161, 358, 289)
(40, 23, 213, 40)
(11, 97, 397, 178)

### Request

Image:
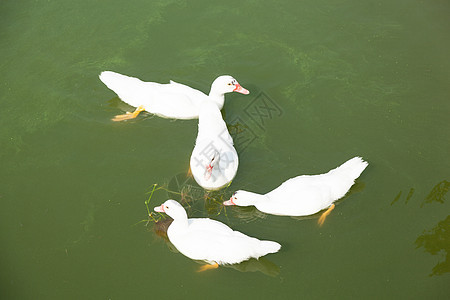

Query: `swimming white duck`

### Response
(223, 157, 368, 226)
(189, 101, 238, 190)
(154, 200, 281, 271)
(99, 71, 249, 121)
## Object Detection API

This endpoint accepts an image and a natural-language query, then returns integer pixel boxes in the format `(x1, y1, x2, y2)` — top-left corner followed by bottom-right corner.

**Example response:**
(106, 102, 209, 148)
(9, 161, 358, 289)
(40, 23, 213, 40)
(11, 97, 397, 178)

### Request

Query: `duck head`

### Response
(210, 75, 250, 96)
(154, 200, 188, 220)
(223, 190, 259, 207)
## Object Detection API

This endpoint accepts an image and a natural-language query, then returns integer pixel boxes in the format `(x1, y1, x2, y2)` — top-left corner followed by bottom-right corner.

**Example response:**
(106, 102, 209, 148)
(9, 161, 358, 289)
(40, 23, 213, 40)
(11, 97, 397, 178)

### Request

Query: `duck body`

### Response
(225, 157, 368, 217)
(190, 101, 238, 190)
(99, 71, 249, 119)
(154, 200, 281, 266)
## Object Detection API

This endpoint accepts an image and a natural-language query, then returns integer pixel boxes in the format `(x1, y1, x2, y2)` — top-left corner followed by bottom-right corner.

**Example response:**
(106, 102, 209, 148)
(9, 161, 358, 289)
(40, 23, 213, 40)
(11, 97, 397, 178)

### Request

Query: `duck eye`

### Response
(228, 83, 232, 86)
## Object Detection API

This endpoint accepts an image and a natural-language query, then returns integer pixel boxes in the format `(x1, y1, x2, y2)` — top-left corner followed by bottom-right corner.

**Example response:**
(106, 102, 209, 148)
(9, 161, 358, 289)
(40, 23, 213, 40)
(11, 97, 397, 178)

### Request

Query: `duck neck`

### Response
(197, 102, 227, 138)
(247, 192, 273, 214)
(208, 91, 225, 109)
(251, 192, 268, 202)
(170, 209, 189, 228)
(168, 216, 189, 237)
(241, 191, 268, 206)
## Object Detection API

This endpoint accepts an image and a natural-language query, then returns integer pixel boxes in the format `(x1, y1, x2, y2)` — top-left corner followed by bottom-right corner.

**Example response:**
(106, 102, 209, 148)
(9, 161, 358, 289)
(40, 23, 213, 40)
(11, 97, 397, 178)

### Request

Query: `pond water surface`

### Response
(1, 0, 449, 299)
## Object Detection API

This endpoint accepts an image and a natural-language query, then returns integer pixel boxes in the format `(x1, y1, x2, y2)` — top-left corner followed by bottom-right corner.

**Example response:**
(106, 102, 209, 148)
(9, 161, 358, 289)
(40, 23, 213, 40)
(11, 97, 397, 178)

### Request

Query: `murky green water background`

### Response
(1, 0, 449, 299)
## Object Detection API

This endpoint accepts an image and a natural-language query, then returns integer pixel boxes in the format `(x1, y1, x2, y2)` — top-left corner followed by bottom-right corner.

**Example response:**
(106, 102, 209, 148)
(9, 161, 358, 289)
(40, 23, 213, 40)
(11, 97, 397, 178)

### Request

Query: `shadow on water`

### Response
(390, 187, 415, 206)
(392, 180, 450, 276)
(391, 180, 448, 207)
(421, 180, 449, 207)
(414, 180, 450, 276)
(415, 215, 450, 276)
(224, 257, 280, 277)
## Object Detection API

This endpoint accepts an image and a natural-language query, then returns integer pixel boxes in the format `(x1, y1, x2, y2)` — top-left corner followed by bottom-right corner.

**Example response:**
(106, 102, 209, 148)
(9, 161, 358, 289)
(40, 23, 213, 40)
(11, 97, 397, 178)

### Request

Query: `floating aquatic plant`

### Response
(138, 174, 236, 228)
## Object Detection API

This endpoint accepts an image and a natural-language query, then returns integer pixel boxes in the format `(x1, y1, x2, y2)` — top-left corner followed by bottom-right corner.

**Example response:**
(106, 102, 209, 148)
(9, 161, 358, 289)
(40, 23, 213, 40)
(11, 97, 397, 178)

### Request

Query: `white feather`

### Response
(155, 200, 280, 265)
(190, 101, 238, 190)
(229, 157, 368, 216)
(99, 71, 248, 119)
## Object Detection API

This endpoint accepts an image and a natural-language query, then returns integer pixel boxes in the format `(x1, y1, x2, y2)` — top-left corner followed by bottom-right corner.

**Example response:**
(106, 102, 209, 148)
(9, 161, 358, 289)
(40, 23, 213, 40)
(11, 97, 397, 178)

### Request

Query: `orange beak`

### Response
(223, 197, 236, 206)
(154, 205, 165, 212)
(233, 83, 249, 95)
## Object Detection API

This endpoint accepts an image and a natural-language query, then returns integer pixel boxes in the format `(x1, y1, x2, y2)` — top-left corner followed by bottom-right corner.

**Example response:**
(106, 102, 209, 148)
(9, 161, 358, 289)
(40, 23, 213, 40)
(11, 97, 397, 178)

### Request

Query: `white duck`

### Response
(99, 71, 249, 121)
(223, 157, 368, 226)
(189, 101, 238, 190)
(154, 200, 281, 271)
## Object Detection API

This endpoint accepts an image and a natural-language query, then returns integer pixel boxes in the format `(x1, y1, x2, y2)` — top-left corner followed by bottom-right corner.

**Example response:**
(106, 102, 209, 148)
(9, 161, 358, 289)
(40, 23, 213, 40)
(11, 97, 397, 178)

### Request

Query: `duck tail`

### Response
(99, 71, 148, 106)
(259, 240, 281, 255)
(100, 71, 129, 89)
(331, 156, 368, 181)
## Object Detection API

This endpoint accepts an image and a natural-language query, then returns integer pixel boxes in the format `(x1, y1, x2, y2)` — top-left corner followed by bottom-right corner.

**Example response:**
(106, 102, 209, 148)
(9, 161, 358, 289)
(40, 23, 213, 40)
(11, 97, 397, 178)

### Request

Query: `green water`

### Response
(1, 0, 449, 298)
